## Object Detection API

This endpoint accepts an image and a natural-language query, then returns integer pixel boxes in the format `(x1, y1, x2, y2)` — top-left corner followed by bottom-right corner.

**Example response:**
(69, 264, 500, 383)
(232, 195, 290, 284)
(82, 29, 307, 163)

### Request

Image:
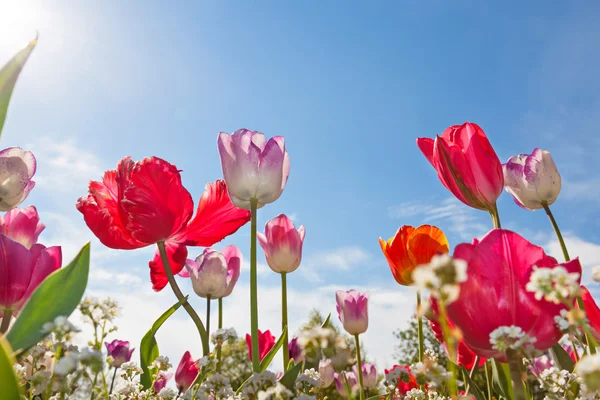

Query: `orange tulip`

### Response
(378, 225, 449, 285)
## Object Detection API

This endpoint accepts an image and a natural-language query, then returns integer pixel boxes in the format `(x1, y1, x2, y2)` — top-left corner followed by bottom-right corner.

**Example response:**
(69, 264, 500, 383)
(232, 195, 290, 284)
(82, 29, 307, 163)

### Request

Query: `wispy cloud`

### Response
(300, 246, 371, 282)
(388, 198, 488, 240)
(545, 235, 600, 285)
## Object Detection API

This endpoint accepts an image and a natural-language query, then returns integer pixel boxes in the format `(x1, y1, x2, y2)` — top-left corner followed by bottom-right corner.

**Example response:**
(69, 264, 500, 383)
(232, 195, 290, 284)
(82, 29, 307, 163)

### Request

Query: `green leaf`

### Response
(279, 360, 303, 390)
(0, 35, 37, 139)
(140, 296, 188, 389)
(7, 243, 90, 357)
(0, 337, 21, 399)
(550, 343, 575, 372)
(492, 359, 514, 400)
(321, 313, 331, 328)
(460, 365, 486, 400)
(259, 326, 287, 372)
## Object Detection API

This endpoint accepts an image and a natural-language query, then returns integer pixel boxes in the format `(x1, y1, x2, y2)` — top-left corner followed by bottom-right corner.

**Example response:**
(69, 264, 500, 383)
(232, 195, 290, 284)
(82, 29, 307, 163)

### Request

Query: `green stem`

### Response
(206, 295, 211, 344)
(281, 272, 290, 368)
(354, 334, 365, 400)
(437, 297, 457, 396)
(109, 367, 117, 395)
(250, 198, 260, 372)
(157, 241, 209, 355)
(490, 203, 501, 229)
(217, 297, 223, 372)
(506, 349, 526, 400)
(484, 361, 492, 400)
(416, 291, 424, 363)
(0, 309, 11, 334)
(464, 355, 480, 396)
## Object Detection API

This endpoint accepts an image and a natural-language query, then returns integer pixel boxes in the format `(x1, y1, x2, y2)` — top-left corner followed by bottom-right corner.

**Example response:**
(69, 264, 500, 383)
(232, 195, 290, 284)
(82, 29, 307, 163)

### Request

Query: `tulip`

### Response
(257, 214, 305, 274)
(447, 229, 581, 361)
(76, 158, 250, 291)
(0, 147, 36, 211)
(379, 224, 449, 286)
(580, 286, 600, 341)
(503, 148, 561, 210)
(334, 371, 358, 398)
(353, 363, 377, 389)
(175, 351, 199, 393)
(288, 337, 304, 363)
(153, 371, 172, 393)
(245, 330, 275, 362)
(384, 365, 418, 395)
(336, 290, 369, 335)
(0, 207, 61, 327)
(104, 340, 134, 368)
(318, 359, 335, 388)
(417, 122, 504, 215)
(217, 129, 290, 210)
(181, 246, 241, 299)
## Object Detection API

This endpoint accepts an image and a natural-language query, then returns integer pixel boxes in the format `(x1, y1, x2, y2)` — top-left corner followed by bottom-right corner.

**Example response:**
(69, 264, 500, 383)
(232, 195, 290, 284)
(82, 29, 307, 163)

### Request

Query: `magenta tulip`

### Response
(175, 351, 199, 393)
(0, 206, 44, 249)
(217, 129, 290, 210)
(417, 122, 503, 212)
(257, 214, 305, 273)
(105, 340, 134, 367)
(447, 229, 581, 361)
(180, 245, 241, 299)
(153, 371, 172, 393)
(336, 290, 369, 335)
(0, 147, 36, 211)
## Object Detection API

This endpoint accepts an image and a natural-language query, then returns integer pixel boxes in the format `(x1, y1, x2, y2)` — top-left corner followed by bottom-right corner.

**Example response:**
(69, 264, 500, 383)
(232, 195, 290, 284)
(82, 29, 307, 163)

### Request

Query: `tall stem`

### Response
(484, 361, 492, 400)
(354, 334, 365, 400)
(437, 297, 457, 396)
(206, 296, 211, 344)
(507, 349, 526, 400)
(157, 241, 209, 355)
(281, 272, 290, 368)
(416, 291, 424, 363)
(217, 297, 223, 372)
(108, 367, 117, 395)
(490, 203, 502, 229)
(249, 198, 260, 372)
(0, 309, 11, 334)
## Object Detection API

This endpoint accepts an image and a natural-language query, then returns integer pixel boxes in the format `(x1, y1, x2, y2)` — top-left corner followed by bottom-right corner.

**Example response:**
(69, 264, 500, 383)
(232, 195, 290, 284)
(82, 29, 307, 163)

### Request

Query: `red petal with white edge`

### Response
(122, 157, 194, 244)
(76, 170, 145, 250)
(149, 242, 188, 291)
(176, 180, 250, 247)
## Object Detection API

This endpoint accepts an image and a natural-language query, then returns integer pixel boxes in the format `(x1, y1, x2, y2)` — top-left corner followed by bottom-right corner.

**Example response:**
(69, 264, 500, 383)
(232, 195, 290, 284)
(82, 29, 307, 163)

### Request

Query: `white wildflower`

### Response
(158, 387, 178, 398)
(489, 326, 537, 352)
(413, 254, 467, 304)
(577, 354, 600, 393)
(152, 355, 172, 371)
(526, 265, 580, 304)
(257, 382, 294, 400)
(53, 352, 79, 375)
(30, 371, 52, 395)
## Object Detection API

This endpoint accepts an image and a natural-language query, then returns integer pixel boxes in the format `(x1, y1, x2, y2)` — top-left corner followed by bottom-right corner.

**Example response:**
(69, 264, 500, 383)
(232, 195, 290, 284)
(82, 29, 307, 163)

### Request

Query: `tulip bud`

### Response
(217, 129, 290, 210)
(334, 371, 358, 397)
(353, 363, 378, 389)
(104, 340, 134, 368)
(245, 330, 275, 362)
(0, 147, 36, 212)
(175, 351, 199, 393)
(183, 246, 242, 299)
(319, 359, 335, 388)
(257, 214, 305, 274)
(288, 337, 304, 363)
(153, 371, 172, 393)
(503, 148, 561, 210)
(336, 290, 369, 335)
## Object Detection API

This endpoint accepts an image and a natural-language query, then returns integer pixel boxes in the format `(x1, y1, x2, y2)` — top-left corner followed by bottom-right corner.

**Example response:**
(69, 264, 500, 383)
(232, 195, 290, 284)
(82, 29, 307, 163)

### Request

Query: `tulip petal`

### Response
(416, 138, 435, 167)
(218, 130, 263, 202)
(177, 180, 250, 247)
(0, 147, 36, 179)
(463, 128, 504, 205)
(0, 205, 44, 249)
(0, 155, 34, 211)
(581, 286, 600, 341)
(0, 235, 33, 308)
(379, 226, 415, 285)
(256, 136, 289, 205)
(221, 245, 242, 297)
(122, 157, 194, 244)
(149, 242, 188, 291)
(407, 225, 449, 267)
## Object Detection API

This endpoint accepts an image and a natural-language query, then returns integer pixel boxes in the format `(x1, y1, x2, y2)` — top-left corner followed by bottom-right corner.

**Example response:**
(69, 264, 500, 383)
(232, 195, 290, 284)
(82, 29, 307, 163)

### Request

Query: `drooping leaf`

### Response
(492, 359, 514, 400)
(140, 296, 188, 389)
(0, 35, 37, 139)
(279, 360, 303, 390)
(0, 337, 21, 399)
(460, 365, 486, 400)
(259, 326, 287, 372)
(321, 313, 331, 328)
(550, 343, 575, 372)
(7, 243, 90, 357)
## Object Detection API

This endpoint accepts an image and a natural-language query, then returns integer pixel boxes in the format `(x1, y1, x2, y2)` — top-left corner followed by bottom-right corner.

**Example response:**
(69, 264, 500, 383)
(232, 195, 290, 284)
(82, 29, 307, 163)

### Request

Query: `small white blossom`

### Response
(30, 371, 52, 395)
(53, 352, 78, 375)
(158, 387, 178, 398)
(554, 309, 571, 332)
(526, 265, 580, 304)
(577, 354, 600, 393)
(538, 367, 579, 398)
(257, 382, 294, 400)
(120, 361, 143, 376)
(413, 254, 468, 304)
(42, 316, 80, 340)
(152, 355, 172, 371)
(489, 326, 537, 352)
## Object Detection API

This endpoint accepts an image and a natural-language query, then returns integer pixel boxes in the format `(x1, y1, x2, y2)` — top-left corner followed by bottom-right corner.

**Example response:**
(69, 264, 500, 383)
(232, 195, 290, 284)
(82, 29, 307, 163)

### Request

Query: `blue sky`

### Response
(1, 0, 600, 370)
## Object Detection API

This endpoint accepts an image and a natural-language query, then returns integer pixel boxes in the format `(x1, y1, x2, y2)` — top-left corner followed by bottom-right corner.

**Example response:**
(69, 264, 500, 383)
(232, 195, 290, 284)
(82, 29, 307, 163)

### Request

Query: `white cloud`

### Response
(300, 246, 372, 283)
(388, 198, 488, 240)
(545, 235, 600, 285)
(89, 267, 143, 286)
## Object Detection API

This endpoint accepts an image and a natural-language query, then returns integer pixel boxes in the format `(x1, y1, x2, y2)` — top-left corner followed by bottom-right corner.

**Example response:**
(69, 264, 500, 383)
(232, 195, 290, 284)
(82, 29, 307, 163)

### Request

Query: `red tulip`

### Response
(580, 286, 600, 341)
(76, 157, 250, 291)
(384, 365, 418, 395)
(417, 122, 503, 212)
(447, 229, 581, 361)
(429, 298, 486, 370)
(245, 330, 275, 362)
(175, 351, 199, 393)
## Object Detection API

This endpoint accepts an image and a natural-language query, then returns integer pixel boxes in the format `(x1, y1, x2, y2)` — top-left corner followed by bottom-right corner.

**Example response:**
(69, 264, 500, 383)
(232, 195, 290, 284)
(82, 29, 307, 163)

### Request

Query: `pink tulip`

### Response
(334, 371, 358, 397)
(105, 339, 134, 367)
(353, 363, 378, 389)
(0, 147, 36, 211)
(153, 371, 172, 393)
(319, 359, 335, 388)
(245, 330, 275, 362)
(257, 214, 305, 273)
(417, 122, 503, 212)
(336, 290, 369, 335)
(217, 129, 290, 210)
(503, 148, 561, 210)
(175, 351, 199, 393)
(447, 229, 581, 361)
(0, 207, 61, 313)
(180, 246, 241, 299)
